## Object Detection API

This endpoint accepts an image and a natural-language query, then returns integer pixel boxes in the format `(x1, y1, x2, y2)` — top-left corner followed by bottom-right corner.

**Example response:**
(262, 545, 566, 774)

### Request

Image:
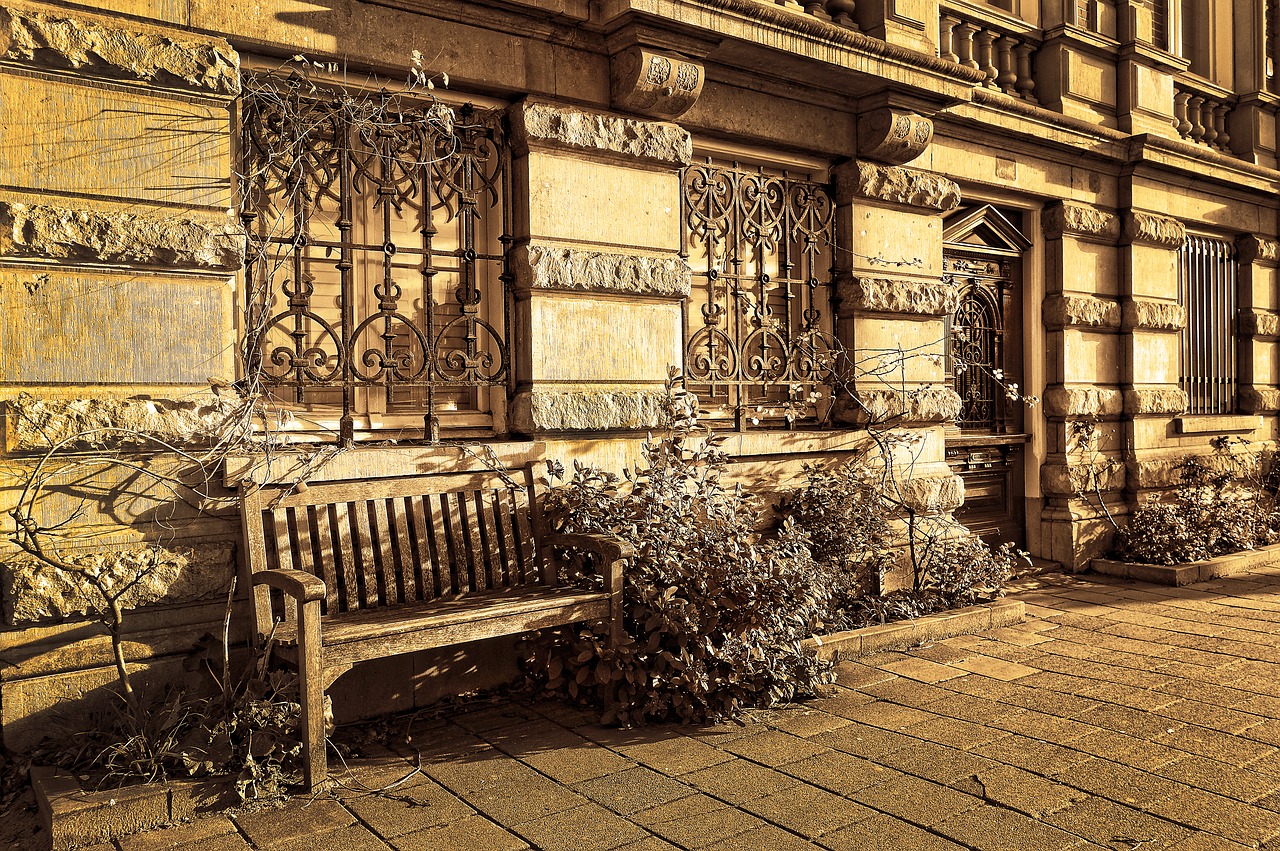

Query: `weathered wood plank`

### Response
(352, 501, 380, 608)
(371, 498, 398, 604)
(332, 503, 360, 613)
(311, 504, 340, 614)
(391, 497, 418, 603)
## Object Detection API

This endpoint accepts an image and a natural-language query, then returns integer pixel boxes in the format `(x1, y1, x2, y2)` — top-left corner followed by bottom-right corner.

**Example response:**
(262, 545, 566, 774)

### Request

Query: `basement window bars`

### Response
(240, 81, 512, 444)
(1178, 233, 1237, 416)
(681, 161, 837, 428)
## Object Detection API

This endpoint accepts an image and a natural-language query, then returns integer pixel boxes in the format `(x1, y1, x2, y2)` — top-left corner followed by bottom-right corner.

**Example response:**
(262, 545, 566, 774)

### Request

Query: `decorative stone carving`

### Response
(834, 161, 961, 212)
(610, 47, 704, 119)
(509, 100, 692, 166)
(896, 474, 964, 514)
(1238, 310, 1280, 340)
(1122, 300, 1185, 331)
(1123, 386, 1189, 416)
(0, 203, 244, 270)
(835, 386, 963, 426)
(836, 275, 959, 316)
(1042, 295, 1121, 329)
(512, 243, 691, 297)
(1042, 386, 1124, 418)
(0, 5, 239, 95)
(511, 389, 667, 432)
(1040, 201, 1120, 242)
(1237, 235, 1280, 266)
(1239, 386, 1280, 413)
(1122, 211, 1186, 248)
(2, 542, 235, 625)
(1040, 462, 1125, 497)
(5, 393, 239, 452)
(856, 108, 934, 165)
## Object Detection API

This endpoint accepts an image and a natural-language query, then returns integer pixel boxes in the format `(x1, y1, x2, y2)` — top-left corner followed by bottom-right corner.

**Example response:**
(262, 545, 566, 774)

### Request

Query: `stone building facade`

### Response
(0, 0, 1277, 746)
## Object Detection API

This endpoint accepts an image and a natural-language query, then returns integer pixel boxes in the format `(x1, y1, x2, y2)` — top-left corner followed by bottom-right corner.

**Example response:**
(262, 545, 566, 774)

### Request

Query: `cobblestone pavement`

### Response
(87, 568, 1280, 849)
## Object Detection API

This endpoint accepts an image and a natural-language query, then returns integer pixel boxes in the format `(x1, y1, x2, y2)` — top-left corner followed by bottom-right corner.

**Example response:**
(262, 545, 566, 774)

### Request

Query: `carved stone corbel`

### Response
(610, 47, 704, 119)
(856, 108, 934, 165)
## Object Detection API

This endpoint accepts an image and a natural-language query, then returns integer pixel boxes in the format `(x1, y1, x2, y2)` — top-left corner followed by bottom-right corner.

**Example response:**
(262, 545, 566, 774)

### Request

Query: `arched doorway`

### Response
(943, 204, 1032, 547)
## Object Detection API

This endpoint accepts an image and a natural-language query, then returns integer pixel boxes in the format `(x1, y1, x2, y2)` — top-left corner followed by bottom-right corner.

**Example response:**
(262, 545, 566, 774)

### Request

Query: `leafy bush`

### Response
(529, 381, 837, 727)
(1117, 445, 1280, 565)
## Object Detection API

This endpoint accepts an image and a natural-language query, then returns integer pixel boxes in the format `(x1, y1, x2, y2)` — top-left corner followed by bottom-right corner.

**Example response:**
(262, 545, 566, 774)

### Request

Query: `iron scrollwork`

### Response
(681, 162, 836, 425)
(241, 79, 511, 442)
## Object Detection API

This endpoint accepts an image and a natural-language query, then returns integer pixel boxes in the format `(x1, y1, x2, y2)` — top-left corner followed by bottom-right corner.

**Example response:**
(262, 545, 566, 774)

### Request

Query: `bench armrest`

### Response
(543, 532, 635, 565)
(252, 568, 327, 603)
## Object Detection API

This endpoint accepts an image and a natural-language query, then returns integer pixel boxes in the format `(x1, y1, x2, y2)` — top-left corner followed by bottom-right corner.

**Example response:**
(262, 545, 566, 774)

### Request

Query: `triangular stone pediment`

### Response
(943, 204, 1032, 255)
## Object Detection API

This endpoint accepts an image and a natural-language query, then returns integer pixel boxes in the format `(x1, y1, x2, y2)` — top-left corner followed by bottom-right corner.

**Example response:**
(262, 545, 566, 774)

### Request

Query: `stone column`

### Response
(831, 160, 966, 589)
(1038, 202, 1125, 569)
(1236, 235, 1280, 417)
(506, 100, 692, 435)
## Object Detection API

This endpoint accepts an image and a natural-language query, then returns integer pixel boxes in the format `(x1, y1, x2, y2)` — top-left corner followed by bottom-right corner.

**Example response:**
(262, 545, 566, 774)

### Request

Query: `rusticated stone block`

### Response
(1128, 454, 1225, 489)
(1122, 300, 1185, 331)
(610, 47, 704, 119)
(856, 108, 934, 165)
(1041, 201, 1120, 242)
(1041, 461, 1125, 496)
(1042, 295, 1121, 329)
(896, 474, 964, 513)
(836, 386, 963, 426)
(5, 393, 240, 452)
(834, 161, 961, 212)
(511, 389, 666, 432)
(1123, 386, 1189, 416)
(1239, 310, 1280, 340)
(1239, 386, 1280, 413)
(1122, 211, 1186, 248)
(512, 243, 691, 297)
(0, 5, 239, 94)
(1042, 386, 1124, 418)
(836, 275, 958, 316)
(1237, 234, 1280, 266)
(510, 99, 691, 166)
(0, 203, 244, 270)
(2, 542, 235, 625)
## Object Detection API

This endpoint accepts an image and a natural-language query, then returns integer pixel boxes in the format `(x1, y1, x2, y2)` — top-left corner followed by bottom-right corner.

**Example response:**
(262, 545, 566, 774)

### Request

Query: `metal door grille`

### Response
(240, 83, 512, 443)
(1178, 234, 1237, 415)
(681, 161, 836, 427)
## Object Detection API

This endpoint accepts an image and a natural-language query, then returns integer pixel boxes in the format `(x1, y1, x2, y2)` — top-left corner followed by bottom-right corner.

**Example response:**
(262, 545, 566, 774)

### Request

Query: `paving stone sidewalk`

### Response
(92, 567, 1280, 850)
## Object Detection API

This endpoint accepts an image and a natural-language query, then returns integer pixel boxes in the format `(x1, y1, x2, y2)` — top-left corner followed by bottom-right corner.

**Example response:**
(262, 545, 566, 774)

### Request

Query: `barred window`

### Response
(240, 82, 511, 442)
(1178, 234, 1237, 415)
(680, 160, 836, 428)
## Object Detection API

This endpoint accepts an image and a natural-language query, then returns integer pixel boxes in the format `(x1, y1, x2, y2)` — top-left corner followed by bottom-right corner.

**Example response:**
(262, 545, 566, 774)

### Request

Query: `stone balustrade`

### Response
(752, 0, 861, 29)
(938, 5, 1039, 102)
(1172, 78, 1234, 152)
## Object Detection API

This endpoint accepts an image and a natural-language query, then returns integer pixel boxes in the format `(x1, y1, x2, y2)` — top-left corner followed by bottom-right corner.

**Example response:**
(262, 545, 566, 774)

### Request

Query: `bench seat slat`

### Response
(332, 503, 360, 613)
(391, 498, 417, 603)
(353, 500, 380, 608)
(311, 505, 340, 614)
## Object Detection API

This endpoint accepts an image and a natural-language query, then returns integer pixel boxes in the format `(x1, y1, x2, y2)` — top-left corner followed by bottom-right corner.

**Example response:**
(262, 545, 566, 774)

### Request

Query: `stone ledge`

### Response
(512, 243, 691, 297)
(1042, 386, 1123, 418)
(0, 5, 240, 95)
(804, 599, 1025, 661)
(509, 99, 691, 166)
(511, 389, 666, 433)
(0, 203, 245, 270)
(836, 275, 959, 316)
(1042, 295, 1121, 330)
(834, 160, 961, 212)
(1041, 201, 1120, 242)
(1122, 211, 1186, 248)
(33, 766, 239, 850)
(1091, 541, 1280, 586)
(1122, 299, 1185, 331)
(1123, 386, 1188, 416)
(4, 393, 241, 452)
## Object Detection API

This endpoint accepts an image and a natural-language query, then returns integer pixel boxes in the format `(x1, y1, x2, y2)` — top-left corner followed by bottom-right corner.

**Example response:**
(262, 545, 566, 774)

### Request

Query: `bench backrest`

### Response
(240, 464, 548, 620)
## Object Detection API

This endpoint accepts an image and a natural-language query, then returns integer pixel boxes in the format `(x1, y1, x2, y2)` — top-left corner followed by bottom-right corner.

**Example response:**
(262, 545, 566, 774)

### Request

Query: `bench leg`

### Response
(296, 597, 327, 792)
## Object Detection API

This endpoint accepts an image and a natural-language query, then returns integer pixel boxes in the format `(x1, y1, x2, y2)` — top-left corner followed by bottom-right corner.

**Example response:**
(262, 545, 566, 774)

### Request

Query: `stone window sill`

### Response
(1176, 414, 1264, 434)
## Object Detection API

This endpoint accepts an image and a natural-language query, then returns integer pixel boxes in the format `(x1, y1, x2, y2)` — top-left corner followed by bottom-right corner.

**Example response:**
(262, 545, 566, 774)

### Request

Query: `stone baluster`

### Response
(1200, 99, 1219, 148)
(1173, 90, 1192, 138)
(1014, 43, 1037, 102)
(804, 0, 826, 16)
(1187, 95, 1206, 143)
(940, 15, 960, 63)
(954, 22, 980, 70)
(1213, 104, 1230, 151)
(996, 36, 1018, 94)
(825, 0, 858, 27)
(975, 30, 999, 88)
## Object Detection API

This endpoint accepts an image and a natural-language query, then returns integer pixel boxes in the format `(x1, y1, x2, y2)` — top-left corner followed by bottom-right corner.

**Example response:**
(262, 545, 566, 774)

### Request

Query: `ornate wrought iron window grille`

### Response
(681, 160, 837, 428)
(1179, 233, 1237, 416)
(946, 253, 1010, 432)
(240, 80, 512, 444)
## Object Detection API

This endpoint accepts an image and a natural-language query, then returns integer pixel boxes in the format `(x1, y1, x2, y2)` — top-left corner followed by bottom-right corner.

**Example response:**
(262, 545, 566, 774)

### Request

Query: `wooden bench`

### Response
(238, 462, 628, 791)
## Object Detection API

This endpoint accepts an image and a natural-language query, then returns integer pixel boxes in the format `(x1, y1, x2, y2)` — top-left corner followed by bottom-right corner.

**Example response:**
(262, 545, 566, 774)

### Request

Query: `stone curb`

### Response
(802, 598, 1026, 661)
(1091, 541, 1280, 586)
(32, 766, 238, 850)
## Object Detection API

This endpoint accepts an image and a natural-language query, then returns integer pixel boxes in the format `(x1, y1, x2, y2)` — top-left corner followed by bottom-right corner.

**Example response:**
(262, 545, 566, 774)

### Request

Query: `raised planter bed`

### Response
(1091, 541, 1280, 587)
(31, 766, 239, 851)
(802, 598, 1026, 661)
